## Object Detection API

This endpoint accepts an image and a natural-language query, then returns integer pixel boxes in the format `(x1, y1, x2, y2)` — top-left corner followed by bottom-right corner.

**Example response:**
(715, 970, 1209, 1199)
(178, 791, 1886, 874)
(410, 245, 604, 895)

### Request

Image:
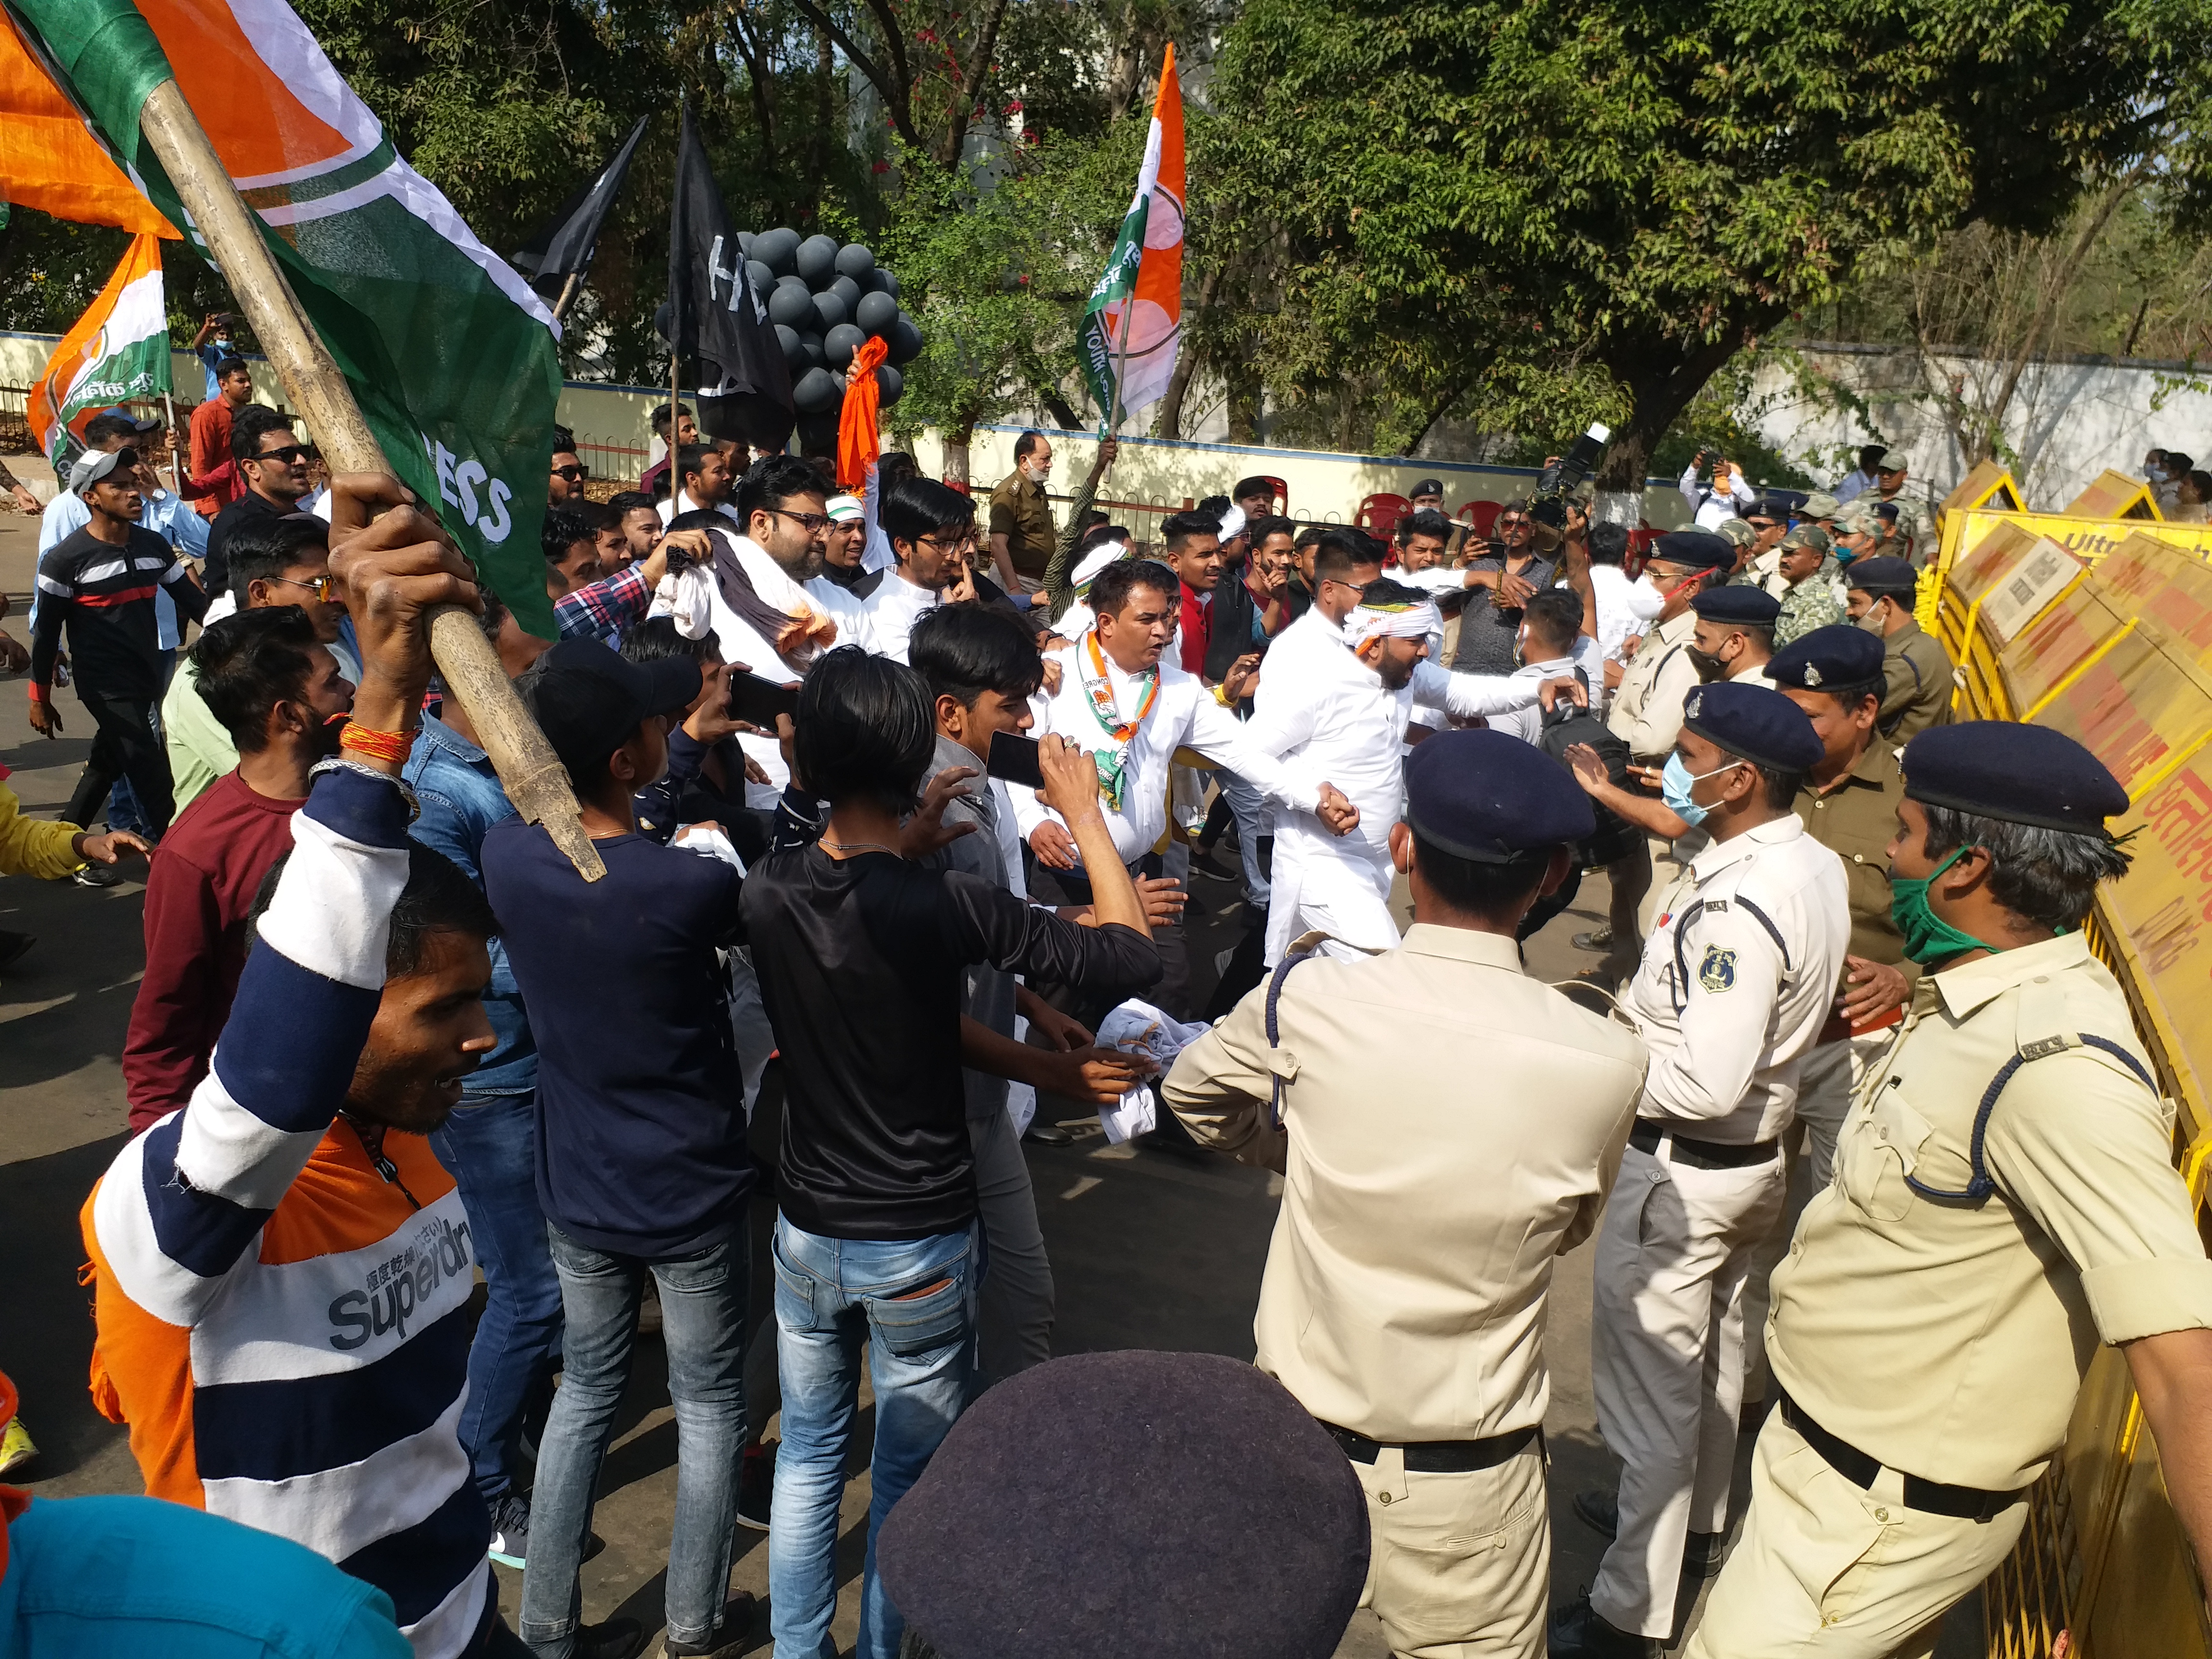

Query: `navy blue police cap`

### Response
(878, 1351, 1369, 1659)
(1766, 624, 1886, 695)
(1403, 727, 1595, 862)
(1846, 555, 1918, 597)
(1682, 680, 1823, 772)
(1648, 529, 1733, 573)
(1902, 722, 2128, 835)
(1692, 585, 1781, 627)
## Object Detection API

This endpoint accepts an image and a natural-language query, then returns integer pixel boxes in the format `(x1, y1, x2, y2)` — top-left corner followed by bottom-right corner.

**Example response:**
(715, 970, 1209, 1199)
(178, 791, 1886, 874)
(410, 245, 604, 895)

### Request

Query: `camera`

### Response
(1529, 423, 1611, 527)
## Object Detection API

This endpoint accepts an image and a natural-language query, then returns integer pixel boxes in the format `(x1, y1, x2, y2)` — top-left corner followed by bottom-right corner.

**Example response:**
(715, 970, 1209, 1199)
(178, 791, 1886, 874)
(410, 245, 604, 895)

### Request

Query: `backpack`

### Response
(1534, 672, 1636, 863)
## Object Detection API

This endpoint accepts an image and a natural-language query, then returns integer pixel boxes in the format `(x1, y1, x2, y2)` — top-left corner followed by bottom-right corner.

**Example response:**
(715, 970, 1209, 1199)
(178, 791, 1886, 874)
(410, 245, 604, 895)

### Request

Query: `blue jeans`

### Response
(1217, 767, 1272, 908)
(769, 1216, 978, 1659)
(429, 1092, 563, 1504)
(520, 1220, 749, 1657)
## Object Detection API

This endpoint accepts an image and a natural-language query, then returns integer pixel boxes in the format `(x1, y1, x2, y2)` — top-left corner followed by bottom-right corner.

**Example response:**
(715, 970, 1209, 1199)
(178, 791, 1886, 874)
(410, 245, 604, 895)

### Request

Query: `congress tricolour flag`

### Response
(27, 231, 169, 473)
(1080, 44, 1185, 433)
(5, 0, 565, 634)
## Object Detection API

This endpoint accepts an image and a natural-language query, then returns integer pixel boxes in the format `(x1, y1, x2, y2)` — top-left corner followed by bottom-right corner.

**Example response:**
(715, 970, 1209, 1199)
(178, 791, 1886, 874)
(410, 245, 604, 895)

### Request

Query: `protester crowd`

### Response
(4, 399, 2212, 1659)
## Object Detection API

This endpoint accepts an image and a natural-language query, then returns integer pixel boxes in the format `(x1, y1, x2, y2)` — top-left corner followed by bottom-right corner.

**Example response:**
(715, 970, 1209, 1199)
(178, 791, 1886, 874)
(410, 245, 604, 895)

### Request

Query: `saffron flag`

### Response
(26, 231, 169, 472)
(1080, 44, 1185, 433)
(0, 8, 175, 236)
(7, 0, 565, 635)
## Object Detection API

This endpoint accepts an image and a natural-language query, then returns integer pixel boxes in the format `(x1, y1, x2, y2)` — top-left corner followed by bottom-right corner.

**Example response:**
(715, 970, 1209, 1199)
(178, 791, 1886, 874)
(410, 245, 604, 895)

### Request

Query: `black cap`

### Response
(1692, 585, 1781, 627)
(1845, 555, 1918, 597)
(1766, 625, 1885, 695)
(1902, 722, 2128, 834)
(878, 1351, 1369, 1659)
(1404, 728, 1595, 862)
(1407, 477, 1444, 499)
(516, 637, 701, 772)
(1648, 529, 1733, 572)
(1682, 680, 1823, 771)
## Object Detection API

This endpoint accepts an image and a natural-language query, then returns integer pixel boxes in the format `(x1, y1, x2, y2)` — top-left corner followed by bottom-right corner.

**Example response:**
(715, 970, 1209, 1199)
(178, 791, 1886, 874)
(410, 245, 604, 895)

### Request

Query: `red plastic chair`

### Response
(1357, 493, 1412, 538)
(1458, 499, 1503, 539)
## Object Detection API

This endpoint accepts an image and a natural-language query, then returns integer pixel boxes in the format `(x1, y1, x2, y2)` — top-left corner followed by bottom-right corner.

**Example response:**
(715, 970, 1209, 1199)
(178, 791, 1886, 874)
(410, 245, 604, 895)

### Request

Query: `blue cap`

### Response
(1766, 625, 1885, 695)
(1692, 585, 1781, 627)
(1846, 556, 1918, 597)
(1902, 722, 2128, 834)
(1649, 530, 1733, 572)
(1403, 728, 1595, 862)
(1682, 680, 1823, 772)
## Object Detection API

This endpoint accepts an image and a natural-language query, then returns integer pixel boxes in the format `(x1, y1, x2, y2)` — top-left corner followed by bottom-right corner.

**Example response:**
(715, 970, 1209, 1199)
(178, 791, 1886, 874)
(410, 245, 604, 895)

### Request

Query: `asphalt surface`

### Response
(0, 499, 1975, 1657)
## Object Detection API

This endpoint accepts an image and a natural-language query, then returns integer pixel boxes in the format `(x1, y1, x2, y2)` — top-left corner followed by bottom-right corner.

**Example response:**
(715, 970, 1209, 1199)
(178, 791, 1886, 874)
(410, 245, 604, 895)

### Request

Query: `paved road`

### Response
(0, 503, 1973, 1656)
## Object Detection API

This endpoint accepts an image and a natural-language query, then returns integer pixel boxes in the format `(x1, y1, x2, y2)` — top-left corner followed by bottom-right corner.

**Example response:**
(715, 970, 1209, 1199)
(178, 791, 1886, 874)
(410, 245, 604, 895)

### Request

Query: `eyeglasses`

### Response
(917, 529, 977, 551)
(770, 508, 832, 534)
(1497, 516, 1530, 529)
(269, 572, 339, 602)
(552, 464, 586, 482)
(255, 445, 307, 465)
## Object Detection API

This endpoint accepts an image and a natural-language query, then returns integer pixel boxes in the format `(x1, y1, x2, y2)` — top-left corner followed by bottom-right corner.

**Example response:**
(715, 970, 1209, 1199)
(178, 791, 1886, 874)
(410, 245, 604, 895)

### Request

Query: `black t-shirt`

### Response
(203, 488, 292, 597)
(30, 524, 207, 701)
(744, 844, 1159, 1240)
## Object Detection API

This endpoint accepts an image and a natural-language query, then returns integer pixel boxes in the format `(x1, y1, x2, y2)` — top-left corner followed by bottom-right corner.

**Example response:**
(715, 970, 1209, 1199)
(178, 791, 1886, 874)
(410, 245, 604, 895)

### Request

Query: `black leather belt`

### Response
(1778, 1391, 2026, 1523)
(1321, 1421, 1539, 1474)
(1629, 1120, 1779, 1169)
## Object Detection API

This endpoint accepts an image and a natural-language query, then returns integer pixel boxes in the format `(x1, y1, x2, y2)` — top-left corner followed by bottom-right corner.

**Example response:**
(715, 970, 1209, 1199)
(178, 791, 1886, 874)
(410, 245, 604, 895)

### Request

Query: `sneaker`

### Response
(0, 931, 35, 972)
(735, 1445, 771, 1532)
(661, 1592, 757, 1658)
(73, 862, 123, 889)
(486, 1494, 529, 1569)
(0, 1416, 36, 1477)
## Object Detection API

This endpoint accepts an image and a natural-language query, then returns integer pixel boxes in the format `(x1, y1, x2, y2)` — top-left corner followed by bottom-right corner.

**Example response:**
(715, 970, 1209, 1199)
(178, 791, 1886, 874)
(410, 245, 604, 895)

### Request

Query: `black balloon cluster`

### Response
(744, 228, 921, 425)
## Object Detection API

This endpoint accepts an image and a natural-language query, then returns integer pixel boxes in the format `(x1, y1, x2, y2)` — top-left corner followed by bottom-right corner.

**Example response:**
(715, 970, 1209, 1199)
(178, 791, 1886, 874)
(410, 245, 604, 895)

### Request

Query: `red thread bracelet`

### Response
(338, 723, 416, 764)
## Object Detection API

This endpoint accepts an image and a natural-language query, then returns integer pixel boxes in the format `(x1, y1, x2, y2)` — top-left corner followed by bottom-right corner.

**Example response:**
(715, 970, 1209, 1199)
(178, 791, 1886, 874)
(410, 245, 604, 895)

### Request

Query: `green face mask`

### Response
(1889, 846, 1991, 966)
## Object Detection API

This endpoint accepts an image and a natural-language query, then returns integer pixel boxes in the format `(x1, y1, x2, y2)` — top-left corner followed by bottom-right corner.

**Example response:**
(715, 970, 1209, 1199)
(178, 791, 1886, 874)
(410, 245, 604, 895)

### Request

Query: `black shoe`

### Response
(1022, 1122, 1073, 1147)
(0, 931, 35, 971)
(485, 1493, 529, 1569)
(574, 1619, 646, 1659)
(1573, 1487, 1620, 1538)
(661, 1592, 757, 1657)
(72, 861, 123, 889)
(1682, 1528, 1728, 1579)
(1548, 1590, 1657, 1659)
(735, 1445, 770, 1532)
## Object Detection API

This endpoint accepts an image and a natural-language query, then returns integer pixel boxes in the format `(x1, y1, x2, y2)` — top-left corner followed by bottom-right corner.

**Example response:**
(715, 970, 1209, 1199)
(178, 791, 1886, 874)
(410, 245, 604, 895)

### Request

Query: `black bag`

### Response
(1535, 673, 1639, 867)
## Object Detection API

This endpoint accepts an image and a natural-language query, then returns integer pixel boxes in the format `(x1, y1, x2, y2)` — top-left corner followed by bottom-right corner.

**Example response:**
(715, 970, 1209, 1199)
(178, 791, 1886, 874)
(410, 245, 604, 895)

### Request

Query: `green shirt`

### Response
(162, 661, 238, 816)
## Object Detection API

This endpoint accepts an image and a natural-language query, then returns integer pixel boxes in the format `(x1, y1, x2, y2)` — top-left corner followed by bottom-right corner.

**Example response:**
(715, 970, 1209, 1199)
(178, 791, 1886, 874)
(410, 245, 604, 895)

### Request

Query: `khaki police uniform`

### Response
(1590, 816, 1850, 1639)
(1688, 932, 2212, 1658)
(1877, 618, 1948, 742)
(1606, 608, 1701, 931)
(1166, 925, 1648, 1659)
(987, 469, 1057, 587)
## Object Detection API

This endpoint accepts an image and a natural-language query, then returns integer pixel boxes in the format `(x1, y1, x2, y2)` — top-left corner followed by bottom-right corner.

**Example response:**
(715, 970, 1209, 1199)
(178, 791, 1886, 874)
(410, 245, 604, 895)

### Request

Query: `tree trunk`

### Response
(1226, 359, 1262, 445)
(805, 24, 833, 205)
(935, 0, 1017, 170)
(1153, 266, 1219, 439)
(1596, 334, 1752, 498)
(942, 426, 974, 486)
(726, 6, 779, 174)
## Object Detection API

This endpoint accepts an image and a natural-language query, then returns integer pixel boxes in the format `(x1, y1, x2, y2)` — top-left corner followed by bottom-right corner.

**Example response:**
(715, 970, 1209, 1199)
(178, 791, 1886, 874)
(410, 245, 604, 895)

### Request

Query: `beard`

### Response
(344, 1044, 472, 1136)
(768, 533, 825, 583)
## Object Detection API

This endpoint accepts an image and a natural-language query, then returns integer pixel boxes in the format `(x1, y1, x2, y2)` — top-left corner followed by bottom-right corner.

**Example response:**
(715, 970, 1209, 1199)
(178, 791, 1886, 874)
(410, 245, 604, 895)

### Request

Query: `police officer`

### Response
(1552, 683, 1850, 1659)
(1686, 723, 2212, 1658)
(1165, 730, 1649, 1659)
(1865, 446, 1935, 564)
(1686, 585, 1779, 685)
(1844, 555, 1948, 741)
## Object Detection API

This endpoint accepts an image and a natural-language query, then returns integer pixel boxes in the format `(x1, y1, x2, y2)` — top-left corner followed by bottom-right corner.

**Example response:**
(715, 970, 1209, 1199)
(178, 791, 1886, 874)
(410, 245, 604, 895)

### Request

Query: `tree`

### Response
(1206, 0, 2212, 491)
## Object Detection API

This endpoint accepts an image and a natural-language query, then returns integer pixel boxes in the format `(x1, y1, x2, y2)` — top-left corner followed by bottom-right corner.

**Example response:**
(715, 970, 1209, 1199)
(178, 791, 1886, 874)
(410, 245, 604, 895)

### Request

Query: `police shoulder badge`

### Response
(1698, 945, 1737, 992)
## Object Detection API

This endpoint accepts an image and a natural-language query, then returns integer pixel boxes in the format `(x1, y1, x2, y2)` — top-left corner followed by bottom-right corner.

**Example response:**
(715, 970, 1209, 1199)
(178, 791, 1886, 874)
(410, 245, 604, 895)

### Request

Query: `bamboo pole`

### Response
(162, 389, 181, 493)
(551, 269, 585, 324)
(138, 78, 604, 881)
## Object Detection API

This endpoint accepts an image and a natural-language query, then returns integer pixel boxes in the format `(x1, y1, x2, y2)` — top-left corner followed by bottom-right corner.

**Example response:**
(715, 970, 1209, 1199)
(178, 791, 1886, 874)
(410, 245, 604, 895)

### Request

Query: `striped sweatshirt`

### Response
(31, 523, 208, 703)
(81, 768, 491, 1659)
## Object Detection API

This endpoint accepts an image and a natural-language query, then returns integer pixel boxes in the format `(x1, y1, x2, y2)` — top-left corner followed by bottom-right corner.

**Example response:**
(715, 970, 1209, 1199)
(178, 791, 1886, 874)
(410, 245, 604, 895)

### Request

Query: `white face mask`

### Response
(2148, 464, 2167, 482)
(1023, 457, 1051, 483)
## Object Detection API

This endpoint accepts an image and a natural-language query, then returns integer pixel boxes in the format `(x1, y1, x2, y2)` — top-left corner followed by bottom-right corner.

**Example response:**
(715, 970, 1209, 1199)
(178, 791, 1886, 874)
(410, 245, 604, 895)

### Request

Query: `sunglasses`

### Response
(1497, 516, 1530, 529)
(552, 463, 587, 482)
(269, 572, 340, 602)
(255, 444, 308, 465)
(770, 508, 832, 534)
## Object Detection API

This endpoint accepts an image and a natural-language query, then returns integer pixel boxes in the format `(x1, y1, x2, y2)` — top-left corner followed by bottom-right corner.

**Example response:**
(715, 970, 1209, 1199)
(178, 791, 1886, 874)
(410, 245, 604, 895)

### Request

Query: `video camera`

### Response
(1527, 422, 1611, 529)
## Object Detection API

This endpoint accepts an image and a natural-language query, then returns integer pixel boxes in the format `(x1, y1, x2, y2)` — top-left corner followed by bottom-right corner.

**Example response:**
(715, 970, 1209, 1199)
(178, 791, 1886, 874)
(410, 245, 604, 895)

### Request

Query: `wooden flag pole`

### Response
(137, 78, 606, 881)
(551, 270, 585, 324)
(162, 390, 181, 493)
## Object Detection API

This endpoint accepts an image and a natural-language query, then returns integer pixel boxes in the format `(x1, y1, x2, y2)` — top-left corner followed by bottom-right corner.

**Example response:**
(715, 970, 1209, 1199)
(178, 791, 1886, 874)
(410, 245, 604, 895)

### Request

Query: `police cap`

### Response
(1766, 625, 1885, 697)
(1846, 555, 1918, 598)
(1692, 585, 1781, 627)
(1902, 722, 2128, 835)
(878, 1351, 1369, 1659)
(1713, 517, 1756, 549)
(1799, 491, 1841, 520)
(1404, 728, 1595, 862)
(1779, 524, 1832, 555)
(1648, 529, 1734, 573)
(1682, 680, 1823, 772)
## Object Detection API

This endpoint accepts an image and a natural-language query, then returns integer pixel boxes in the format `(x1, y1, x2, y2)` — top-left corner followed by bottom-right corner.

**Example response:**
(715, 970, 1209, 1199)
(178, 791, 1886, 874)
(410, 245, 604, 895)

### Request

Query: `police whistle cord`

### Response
(135, 77, 606, 883)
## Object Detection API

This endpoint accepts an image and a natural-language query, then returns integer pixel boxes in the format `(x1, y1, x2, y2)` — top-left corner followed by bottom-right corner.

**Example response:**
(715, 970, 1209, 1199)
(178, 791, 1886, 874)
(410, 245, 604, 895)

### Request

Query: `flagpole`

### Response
(135, 77, 606, 882)
(162, 390, 181, 493)
(552, 270, 584, 324)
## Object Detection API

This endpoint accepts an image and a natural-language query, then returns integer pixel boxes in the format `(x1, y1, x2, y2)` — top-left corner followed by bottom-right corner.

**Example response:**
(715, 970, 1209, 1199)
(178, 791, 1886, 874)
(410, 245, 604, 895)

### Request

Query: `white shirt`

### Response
(657, 491, 742, 526)
(1485, 655, 1580, 746)
(1013, 638, 1325, 869)
(1680, 463, 1755, 529)
(1622, 814, 1850, 1142)
(859, 462, 896, 575)
(805, 570, 883, 658)
(860, 567, 942, 665)
(1589, 564, 1662, 667)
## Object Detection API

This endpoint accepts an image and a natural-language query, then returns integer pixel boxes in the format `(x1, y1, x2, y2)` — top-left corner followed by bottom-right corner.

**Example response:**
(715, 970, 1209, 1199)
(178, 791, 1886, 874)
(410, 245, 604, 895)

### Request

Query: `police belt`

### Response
(1629, 1119, 1778, 1168)
(1320, 1420, 1539, 1474)
(1778, 1390, 2027, 1522)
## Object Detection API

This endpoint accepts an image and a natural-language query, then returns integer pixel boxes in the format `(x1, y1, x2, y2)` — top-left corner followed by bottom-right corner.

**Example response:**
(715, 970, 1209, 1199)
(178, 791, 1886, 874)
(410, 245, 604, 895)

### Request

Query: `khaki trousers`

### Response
(1683, 1414, 2026, 1658)
(1591, 1138, 1787, 1637)
(1352, 1442, 1550, 1659)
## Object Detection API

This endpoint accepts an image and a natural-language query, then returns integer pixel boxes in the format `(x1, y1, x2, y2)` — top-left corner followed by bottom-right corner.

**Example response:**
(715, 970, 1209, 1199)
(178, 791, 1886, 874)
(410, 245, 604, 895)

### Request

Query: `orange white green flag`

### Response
(1080, 44, 1184, 433)
(26, 231, 170, 472)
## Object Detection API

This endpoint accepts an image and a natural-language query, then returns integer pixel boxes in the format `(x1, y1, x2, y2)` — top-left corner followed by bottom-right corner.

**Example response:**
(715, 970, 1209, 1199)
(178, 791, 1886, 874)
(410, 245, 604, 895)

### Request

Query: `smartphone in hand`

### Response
(986, 730, 1046, 789)
(728, 673, 801, 726)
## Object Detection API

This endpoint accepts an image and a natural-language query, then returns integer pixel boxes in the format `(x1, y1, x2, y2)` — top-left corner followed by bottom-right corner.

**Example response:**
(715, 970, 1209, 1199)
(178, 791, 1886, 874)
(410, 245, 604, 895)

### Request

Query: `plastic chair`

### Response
(1458, 499, 1502, 539)
(1357, 493, 1412, 538)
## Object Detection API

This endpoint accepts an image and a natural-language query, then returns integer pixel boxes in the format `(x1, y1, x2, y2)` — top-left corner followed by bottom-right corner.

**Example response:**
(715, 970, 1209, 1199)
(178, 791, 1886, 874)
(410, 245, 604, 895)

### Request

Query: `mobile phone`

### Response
(986, 730, 1045, 789)
(727, 673, 800, 726)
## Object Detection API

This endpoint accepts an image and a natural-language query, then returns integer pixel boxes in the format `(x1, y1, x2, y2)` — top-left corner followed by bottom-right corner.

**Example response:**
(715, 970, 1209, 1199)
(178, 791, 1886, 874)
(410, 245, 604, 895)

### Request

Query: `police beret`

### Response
(1713, 517, 1756, 549)
(877, 1351, 1369, 1659)
(1649, 529, 1734, 572)
(1766, 624, 1885, 695)
(1405, 728, 1595, 862)
(1692, 584, 1782, 627)
(1902, 722, 2128, 834)
(1846, 556, 1919, 597)
(1800, 491, 1841, 520)
(1408, 477, 1444, 498)
(1780, 524, 1833, 555)
(1682, 680, 1823, 772)
(1740, 495, 1784, 522)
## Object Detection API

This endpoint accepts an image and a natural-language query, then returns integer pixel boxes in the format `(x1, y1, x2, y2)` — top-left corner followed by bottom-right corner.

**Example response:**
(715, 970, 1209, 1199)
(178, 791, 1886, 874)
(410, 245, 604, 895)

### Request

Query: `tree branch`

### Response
(935, 0, 1017, 169)
(784, 0, 922, 152)
(725, 4, 778, 173)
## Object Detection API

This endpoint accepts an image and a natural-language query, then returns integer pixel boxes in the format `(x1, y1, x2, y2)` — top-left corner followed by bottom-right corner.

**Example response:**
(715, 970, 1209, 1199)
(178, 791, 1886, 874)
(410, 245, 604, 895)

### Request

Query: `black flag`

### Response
(667, 103, 794, 455)
(515, 114, 650, 296)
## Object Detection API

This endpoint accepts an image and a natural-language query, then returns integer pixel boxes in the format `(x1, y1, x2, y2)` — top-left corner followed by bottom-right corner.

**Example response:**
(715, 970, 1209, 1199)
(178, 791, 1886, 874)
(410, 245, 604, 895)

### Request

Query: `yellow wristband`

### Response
(1212, 682, 1233, 706)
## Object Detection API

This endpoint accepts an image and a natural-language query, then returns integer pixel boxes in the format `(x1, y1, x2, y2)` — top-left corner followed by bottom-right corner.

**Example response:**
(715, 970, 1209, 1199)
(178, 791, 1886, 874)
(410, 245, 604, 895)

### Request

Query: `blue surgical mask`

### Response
(1661, 752, 1741, 828)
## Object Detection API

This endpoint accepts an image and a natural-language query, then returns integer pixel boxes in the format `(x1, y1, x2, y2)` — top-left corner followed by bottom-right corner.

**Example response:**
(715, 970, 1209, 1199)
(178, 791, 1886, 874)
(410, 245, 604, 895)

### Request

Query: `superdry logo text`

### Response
(325, 1214, 474, 1350)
